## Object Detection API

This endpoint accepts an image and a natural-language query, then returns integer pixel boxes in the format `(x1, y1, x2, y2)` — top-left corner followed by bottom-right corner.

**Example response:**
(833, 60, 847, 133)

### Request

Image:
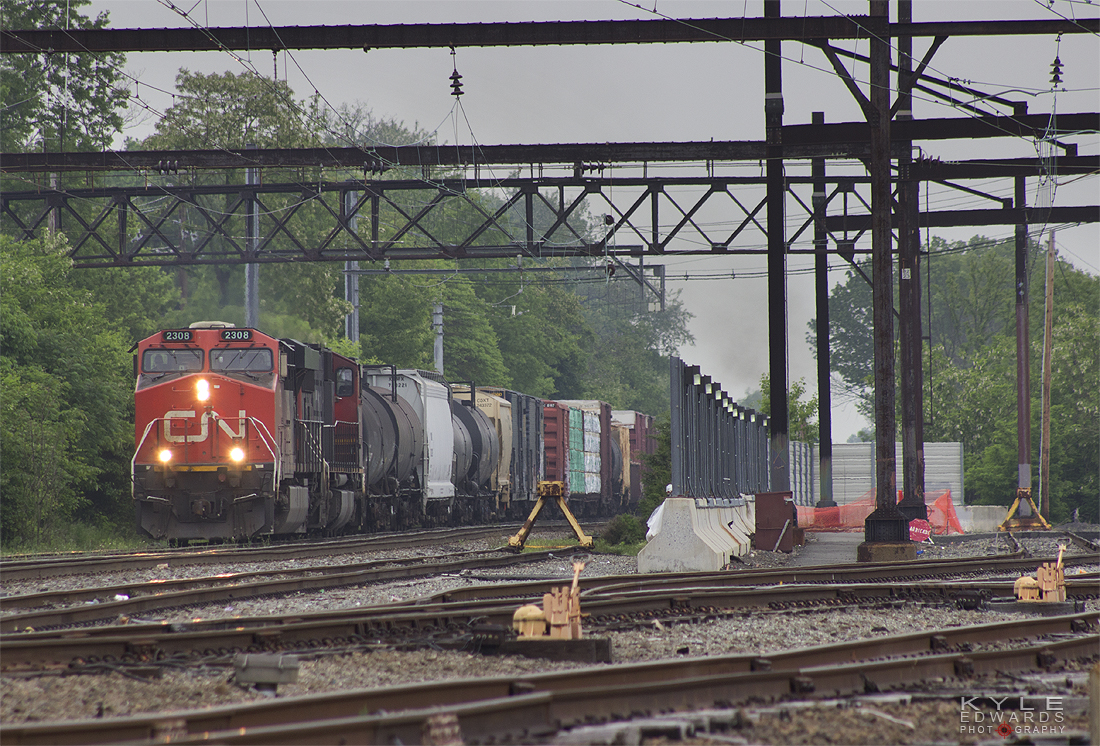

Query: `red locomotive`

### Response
(132, 322, 361, 542)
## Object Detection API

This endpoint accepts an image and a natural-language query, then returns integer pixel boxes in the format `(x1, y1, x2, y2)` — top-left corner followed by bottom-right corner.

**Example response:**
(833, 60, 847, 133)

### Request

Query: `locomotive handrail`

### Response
(240, 415, 282, 488)
(131, 419, 161, 496)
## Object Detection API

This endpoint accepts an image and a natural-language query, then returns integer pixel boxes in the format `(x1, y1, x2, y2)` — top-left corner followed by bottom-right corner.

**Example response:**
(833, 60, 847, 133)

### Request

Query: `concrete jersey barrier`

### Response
(638, 496, 755, 573)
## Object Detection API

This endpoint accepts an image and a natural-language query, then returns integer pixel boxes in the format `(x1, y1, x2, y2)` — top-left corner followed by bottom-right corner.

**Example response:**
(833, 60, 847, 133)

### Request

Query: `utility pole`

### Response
(765, 0, 790, 492)
(1039, 230, 1055, 518)
(245, 143, 259, 329)
(812, 111, 835, 508)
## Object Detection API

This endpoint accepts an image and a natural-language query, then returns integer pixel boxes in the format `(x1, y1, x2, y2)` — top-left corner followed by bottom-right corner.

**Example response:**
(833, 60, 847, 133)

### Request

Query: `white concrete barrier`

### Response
(955, 505, 1007, 533)
(638, 496, 755, 573)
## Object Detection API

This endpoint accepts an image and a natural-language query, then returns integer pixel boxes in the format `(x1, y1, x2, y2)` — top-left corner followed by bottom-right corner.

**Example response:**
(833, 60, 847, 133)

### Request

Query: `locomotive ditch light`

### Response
(230, 447, 246, 463)
(196, 379, 210, 402)
(159, 449, 173, 464)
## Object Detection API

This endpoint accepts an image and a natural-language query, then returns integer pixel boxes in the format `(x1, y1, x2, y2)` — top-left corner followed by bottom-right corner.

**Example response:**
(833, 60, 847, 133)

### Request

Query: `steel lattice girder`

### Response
(4, 175, 1096, 268)
(4, 114, 1097, 173)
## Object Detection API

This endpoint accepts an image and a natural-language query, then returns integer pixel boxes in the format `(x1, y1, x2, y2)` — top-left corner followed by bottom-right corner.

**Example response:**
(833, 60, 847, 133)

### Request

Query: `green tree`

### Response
(573, 269, 694, 414)
(470, 263, 592, 397)
(759, 374, 820, 444)
(0, 0, 129, 152)
(137, 69, 353, 337)
(357, 272, 434, 368)
(813, 234, 1098, 521)
(440, 279, 511, 386)
(0, 234, 134, 547)
(142, 69, 316, 151)
(637, 414, 672, 519)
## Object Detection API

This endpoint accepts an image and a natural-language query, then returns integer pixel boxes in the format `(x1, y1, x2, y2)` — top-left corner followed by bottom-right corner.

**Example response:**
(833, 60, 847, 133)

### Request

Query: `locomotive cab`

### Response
(132, 323, 280, 541)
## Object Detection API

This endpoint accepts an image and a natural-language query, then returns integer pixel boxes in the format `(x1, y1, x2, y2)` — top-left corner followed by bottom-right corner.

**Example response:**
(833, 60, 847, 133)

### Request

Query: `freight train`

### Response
(132, 323, 655, 543)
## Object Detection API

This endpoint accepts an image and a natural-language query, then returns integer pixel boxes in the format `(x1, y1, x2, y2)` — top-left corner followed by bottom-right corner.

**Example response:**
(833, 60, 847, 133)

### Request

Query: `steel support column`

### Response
(765, 0, 790, 492)
(1014, 171, 1034, 514)
(245, 143, 259, 330)
(864, 0, 908, 543)
(896, 0, 927, 522)
(344, 190, 360, 343)
(812, 111, 836, 508)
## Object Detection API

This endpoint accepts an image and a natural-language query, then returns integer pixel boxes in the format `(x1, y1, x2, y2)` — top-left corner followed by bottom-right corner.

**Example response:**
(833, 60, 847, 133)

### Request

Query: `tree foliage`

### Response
(0, 0, 129, 152)
(811, 235, 1098, 521)
(0, 234, 136, 547)
(759, 374, 820, 444)
(637, 414, 672, 520)
(573, 270, 693, 414)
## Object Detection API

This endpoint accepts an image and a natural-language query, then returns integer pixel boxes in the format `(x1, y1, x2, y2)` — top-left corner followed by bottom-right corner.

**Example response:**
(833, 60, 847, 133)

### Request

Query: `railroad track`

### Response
(0, 524, 530, 582)
(2, 612, 1095, 745)
(0, 547, 578, 634)
(3, 550, 1094, 638)
(3, 565, 1095, 671)
(430, 551, 1099, 603)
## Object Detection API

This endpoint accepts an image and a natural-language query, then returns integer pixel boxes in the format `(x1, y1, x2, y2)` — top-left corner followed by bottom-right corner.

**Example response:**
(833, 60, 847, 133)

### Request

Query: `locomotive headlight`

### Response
(158, 449, 173, 463)
(229, 447, 246, 463)
(196, 378, 210, 402)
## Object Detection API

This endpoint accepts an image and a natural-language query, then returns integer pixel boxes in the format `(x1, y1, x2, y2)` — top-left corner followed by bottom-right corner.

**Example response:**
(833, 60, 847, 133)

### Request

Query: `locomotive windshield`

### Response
(210, 347, 275, 385)
(210, 348, 273, 372)
(142, 349, 203, 373)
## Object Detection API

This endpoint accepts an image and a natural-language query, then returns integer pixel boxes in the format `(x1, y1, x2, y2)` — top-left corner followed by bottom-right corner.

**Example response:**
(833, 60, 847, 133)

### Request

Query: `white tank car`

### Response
(367, 369, 455, 503)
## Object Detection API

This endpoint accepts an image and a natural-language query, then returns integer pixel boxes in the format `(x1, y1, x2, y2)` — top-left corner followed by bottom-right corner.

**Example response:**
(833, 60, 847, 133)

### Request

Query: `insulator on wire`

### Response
(1050, 56, 1063, 86)
(449, 46, 464, 97)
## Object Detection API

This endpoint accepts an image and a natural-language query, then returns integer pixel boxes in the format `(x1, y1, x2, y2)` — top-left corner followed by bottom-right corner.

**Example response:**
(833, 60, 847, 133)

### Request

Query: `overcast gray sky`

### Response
(86, 0, 1099, 437)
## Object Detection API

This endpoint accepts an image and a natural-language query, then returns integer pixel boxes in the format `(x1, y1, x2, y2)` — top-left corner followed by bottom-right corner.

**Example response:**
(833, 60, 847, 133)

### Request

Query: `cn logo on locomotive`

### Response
(163, 409, 247, 443)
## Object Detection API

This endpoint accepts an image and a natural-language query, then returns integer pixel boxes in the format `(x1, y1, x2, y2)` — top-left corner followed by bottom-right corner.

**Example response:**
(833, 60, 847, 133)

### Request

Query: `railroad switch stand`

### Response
(507, 480, 593, 551)
(1014, 545, 1067, 603)
(999, 488, 1051, 531)
(512, 561, 587, 640)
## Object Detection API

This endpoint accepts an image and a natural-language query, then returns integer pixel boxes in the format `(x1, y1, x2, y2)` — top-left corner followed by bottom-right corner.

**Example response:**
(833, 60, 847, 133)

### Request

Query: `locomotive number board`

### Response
(161, 330, 193, 342)
(220, 329, 252, 341)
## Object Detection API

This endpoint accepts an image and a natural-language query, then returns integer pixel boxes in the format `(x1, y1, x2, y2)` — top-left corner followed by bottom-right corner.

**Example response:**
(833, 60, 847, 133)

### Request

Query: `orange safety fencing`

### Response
(796, 489, 965, 535)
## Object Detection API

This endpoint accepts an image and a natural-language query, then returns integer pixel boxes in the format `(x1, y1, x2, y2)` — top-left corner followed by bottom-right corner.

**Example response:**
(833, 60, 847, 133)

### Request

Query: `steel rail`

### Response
(0, 525, 523, 581)
(2, 612, 1094, 745)
(3, 576, 1095, 670)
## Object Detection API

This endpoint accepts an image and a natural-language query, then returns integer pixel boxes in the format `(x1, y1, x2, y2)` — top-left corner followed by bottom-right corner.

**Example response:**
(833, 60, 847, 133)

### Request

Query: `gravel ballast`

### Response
(2, 528, 1096, 740)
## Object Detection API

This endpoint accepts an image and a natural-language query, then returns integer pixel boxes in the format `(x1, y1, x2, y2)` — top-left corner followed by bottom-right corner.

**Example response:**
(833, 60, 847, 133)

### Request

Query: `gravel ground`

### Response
(2, 528, 1097, 739)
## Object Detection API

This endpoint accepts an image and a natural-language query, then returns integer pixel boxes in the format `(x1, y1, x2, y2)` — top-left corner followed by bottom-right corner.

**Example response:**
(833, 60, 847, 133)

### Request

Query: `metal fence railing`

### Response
(670, 356, 770, 500)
